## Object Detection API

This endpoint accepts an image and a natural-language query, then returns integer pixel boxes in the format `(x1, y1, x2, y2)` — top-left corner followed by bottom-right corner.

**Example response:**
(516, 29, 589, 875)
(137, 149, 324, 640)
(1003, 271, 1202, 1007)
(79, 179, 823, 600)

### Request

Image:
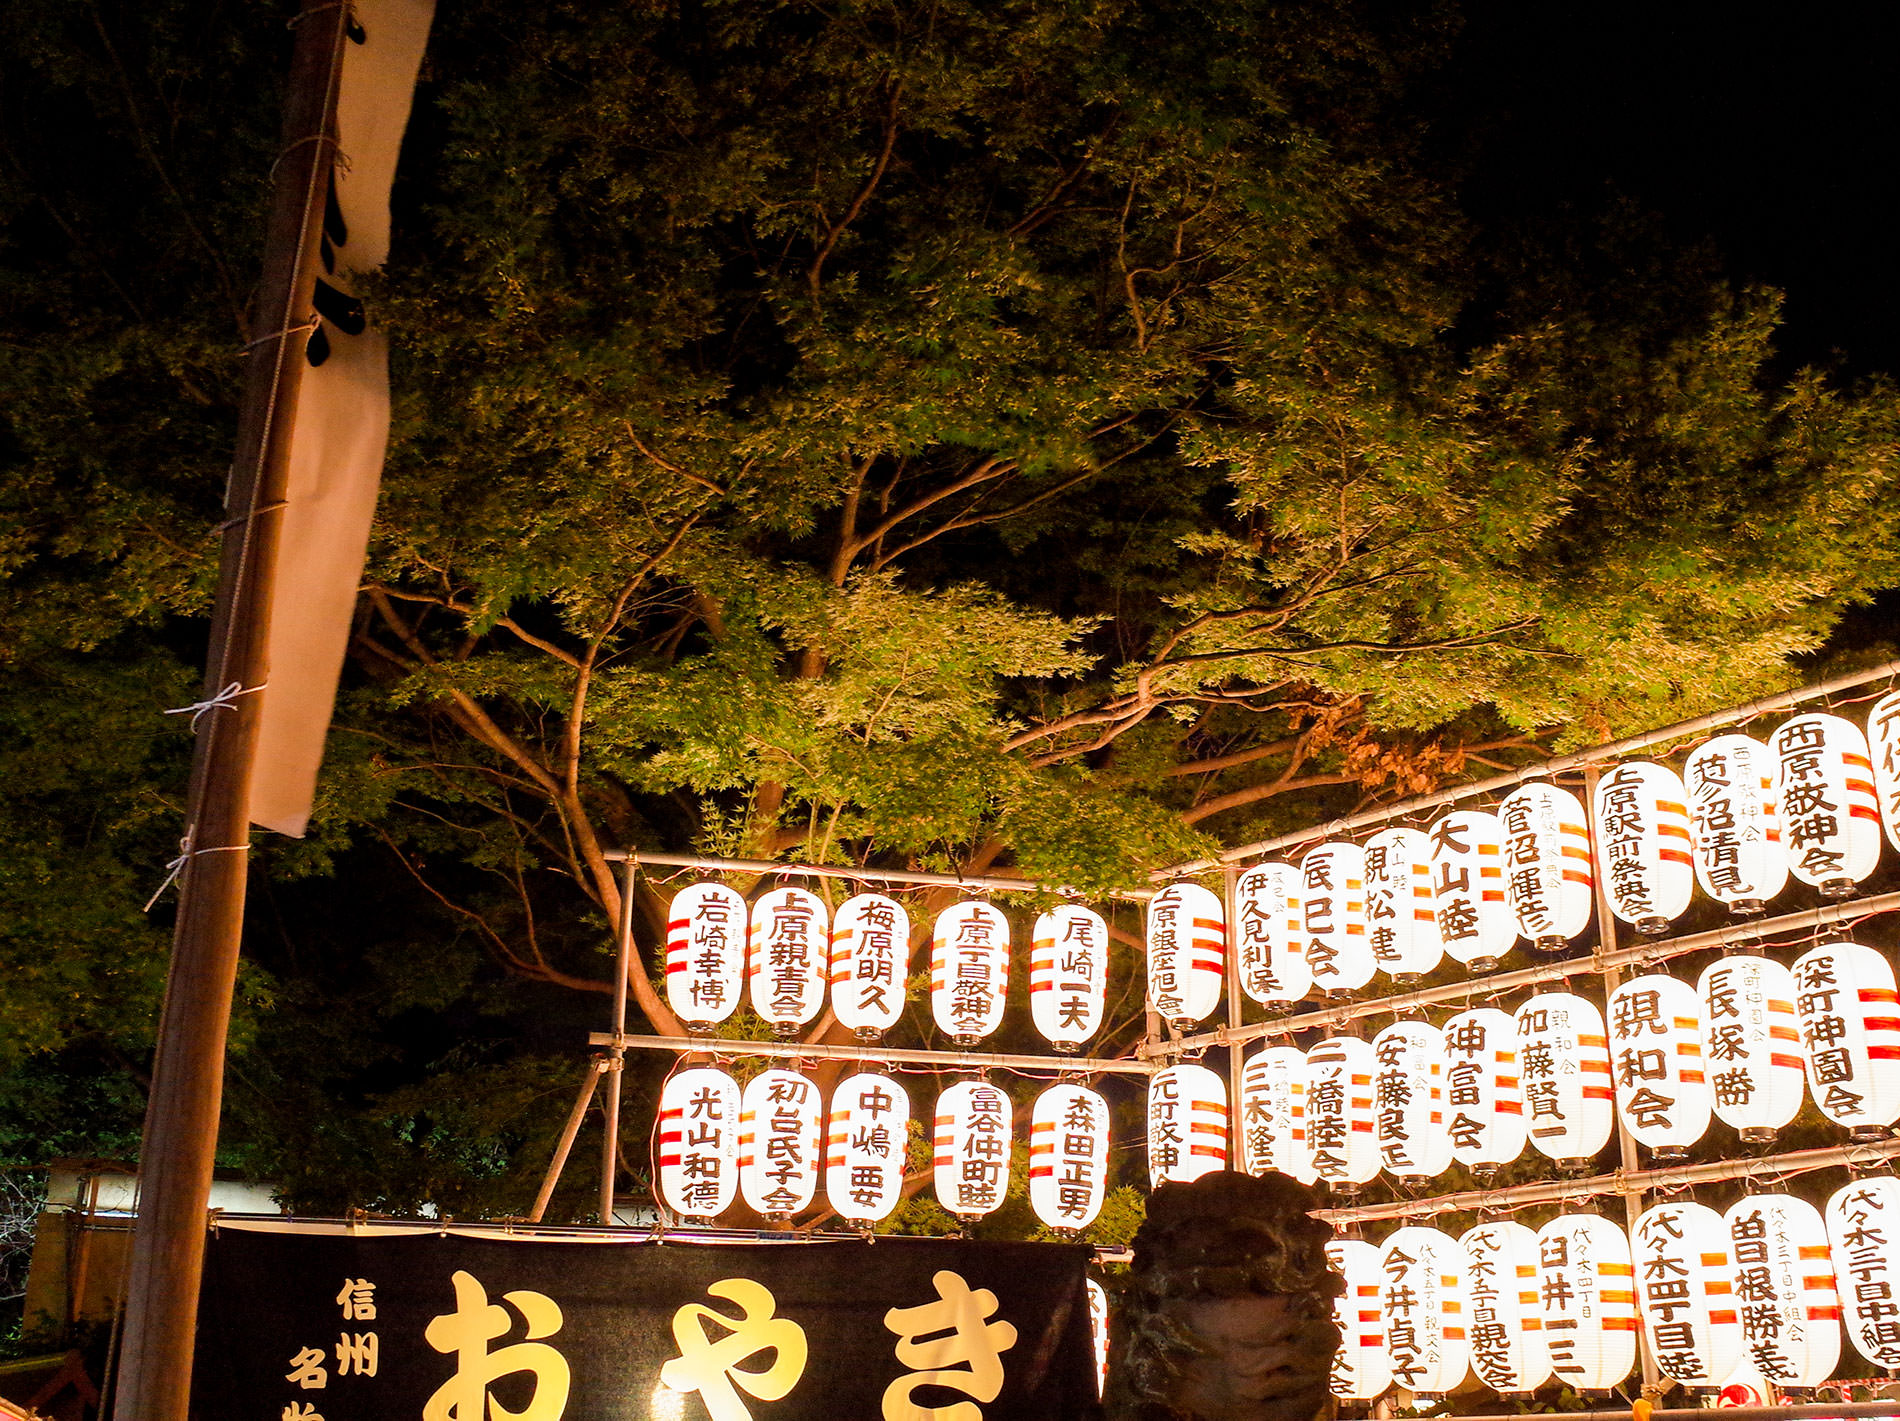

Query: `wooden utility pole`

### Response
(111, 3, 350, 1415)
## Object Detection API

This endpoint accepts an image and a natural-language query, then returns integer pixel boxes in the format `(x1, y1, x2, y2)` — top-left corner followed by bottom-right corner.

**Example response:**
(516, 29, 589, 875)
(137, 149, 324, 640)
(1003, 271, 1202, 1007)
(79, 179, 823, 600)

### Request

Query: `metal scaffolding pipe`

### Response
(1456, 1406, 1900, 1421)
(1149, 889, 1900, 1059)
(604, 849, 1154, 901)
(587, 1032, 1159, 1075)
(1311, 1137, 1900, 1226)
(1161, 656, 1900, 877)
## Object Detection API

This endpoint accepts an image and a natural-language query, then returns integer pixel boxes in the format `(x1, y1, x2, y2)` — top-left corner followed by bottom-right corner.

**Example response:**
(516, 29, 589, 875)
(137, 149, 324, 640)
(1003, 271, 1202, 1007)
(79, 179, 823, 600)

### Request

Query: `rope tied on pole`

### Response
(162, 680, 268, 732)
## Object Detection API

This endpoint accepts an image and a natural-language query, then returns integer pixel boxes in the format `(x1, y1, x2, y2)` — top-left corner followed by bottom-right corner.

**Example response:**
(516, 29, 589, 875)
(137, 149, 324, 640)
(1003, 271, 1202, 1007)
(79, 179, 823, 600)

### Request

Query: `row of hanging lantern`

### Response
(1148, 947, 1900, 1191)
(1329, 1177, 1900, 1401)
(654, 1066, 1113, 1232)
(1156, 705, 1900, 1021)
(665, 885, 1111, 1049)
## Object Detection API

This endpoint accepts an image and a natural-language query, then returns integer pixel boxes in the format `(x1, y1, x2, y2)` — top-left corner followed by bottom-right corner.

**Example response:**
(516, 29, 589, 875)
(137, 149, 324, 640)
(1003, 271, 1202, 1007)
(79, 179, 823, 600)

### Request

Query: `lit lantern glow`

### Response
(1325, 1237, 1391, 1404)
(1371, 1021, 1453, 1180)
(666, 883, 748, 1031)
(1239, 1045, 1315, 1184)
(1379, 1226, 1468, 1396)
(1870, 691, 1900, 854)
(1498, 784, 1593, 949)
(1608, 973, 1711, 1160)
(824, 1072, 910, 1226)
(1772, 713, 1882, 897)
(656, 1066, 741, 1220)
(1147, 1063, 1227, 1186)
(1030, 904, 1107, 1051)
(1724, 1192, 1840, 1388)
(1632, 1201, 1742, 1386)
(1146, 882, 1225, 1028)
(1234, 862, 1308, 1007)
(1826, 1174, 1900, 1369)
(1593, 761, 1695, 934)
(1304, 1036, 1380, 1191)
(748, 886, 829, 1036)
(829, 892, 910, 1040)
(1442, 1007, 1527, 1177)
(738, 1068, 821, 1219)
(1301, 842, 1372, 995)
(1792, 942, 1900, 1138)
(1427, 810, 1516, 971)
(1684, 734, 1788, 913)
(1029, 1083, 1110, 1232)
(931, 901, 1010, 1044)
(1515, 992, 1614, 1170)
(1697, 955, 1805, 1143)
(933, 1080, 1013, 1221)
(1086, 1279, 1110, 1399)
(1364, 827, 1443, 982)
(1461, 1220, 1550, 1394)
(1537, 1213, 1639, 1390)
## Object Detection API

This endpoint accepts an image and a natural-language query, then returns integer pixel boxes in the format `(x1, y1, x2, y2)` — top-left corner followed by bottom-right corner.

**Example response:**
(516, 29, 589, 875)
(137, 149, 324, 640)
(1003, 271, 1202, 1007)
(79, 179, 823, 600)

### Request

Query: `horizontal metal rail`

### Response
(1161, 655, 1900, 877)
(605, 849, 1154, 901)
(1457, 1406, 1900, 1421)
(589, 1032, 1158, 1075)
(1149, 889, 1900, 1059)
(1313, 1137, 1900, 1226)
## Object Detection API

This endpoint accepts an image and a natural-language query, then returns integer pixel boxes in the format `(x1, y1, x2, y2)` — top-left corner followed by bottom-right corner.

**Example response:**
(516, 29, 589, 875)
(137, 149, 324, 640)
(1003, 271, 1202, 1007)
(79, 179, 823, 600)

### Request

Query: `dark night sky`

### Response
(1447, 1, 1900, 378)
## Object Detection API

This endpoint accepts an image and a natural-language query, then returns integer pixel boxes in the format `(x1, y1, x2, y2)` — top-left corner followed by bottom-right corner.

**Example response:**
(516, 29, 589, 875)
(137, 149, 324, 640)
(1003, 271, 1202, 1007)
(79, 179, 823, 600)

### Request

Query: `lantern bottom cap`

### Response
(1850, 1124, 1895, 1142)
(1818, 877, 1860, 900)
(952, 1032, 985, 1047)
(1051, 1040, 1083, 1054)
(1726, 899, 1767, 917)
(771, 1022, 803, 1040)
(1648, 1145, 1690, 1161)
(684, 1019, 718, 1036)
(1392, 972, 1421, 985)
(1556, 1156, 1594, 1174)
(1532, 935, 1571, 953)
(1738, 1126, 1777, 1144)
(1327, 1181, 1363, 1197)
(1634, 916, 1672, 937)
(1467, 955, 1501, 973)
(852, 1026, 883, 1043)
(1470, 1163, 1500, 1181)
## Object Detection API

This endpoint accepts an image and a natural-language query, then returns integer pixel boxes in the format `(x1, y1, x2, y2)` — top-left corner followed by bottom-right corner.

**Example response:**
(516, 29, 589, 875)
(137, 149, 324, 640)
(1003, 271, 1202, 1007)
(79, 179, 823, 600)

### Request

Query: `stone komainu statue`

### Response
(1104, 1170, 1342, 1421)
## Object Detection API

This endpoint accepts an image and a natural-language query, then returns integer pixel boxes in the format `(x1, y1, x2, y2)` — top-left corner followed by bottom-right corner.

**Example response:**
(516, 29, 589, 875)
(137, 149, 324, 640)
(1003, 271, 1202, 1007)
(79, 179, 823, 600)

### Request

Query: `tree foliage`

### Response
(4, 0, 1900, 1218)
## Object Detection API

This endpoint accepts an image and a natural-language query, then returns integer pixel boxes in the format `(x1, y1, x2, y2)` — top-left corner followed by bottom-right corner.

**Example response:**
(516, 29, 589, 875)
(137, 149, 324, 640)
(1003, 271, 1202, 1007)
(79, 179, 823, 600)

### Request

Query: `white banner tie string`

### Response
(163, 680, 267, 731)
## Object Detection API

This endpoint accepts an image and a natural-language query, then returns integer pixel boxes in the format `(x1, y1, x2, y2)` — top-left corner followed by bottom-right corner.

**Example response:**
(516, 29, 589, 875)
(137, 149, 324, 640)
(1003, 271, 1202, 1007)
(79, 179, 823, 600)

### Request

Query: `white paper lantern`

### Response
(1364, 827, 1443, 982)
(824, 1072, 910, 1226)
(1146, 882, 1225, 1028)
(1537, 1213, 1639, 1390)
(1029, 904, 1107, 1051)
(1442, 1007, 1528, 1177)
(1380, 1226, 1468, 1396)
(1086, 1278, 1109, 1399)
(1304, 1035, 1380, 1191)
(1826, 1174, 1900, 1370)
(1326, 1238, 1391, 1404)
(1870, 691, 1900, 855)
(1725, 1192, 1840, 1388)
(1773, 713, 1882, 896)
(1632, 1201, 1743, 1385)
(1428, 810, 1517, 971)
(1147, 1063, 1227, 1186)
(1371, 1021, 1453, 1180)
(665, 884, 748, 1030)
(1301, 842, 1372, 995)
(1461, 1220, 1551, 1394)
(931, 901, 1010, 1044)
(1608, 973, 1712, 1160)
(656, 1066, 741, 1220)
(748, 886, 829, 1035)
(829, 892, 910, 1040)
(1684, 734, 1789, 913)
(1239, 1045, 1316, 1184)
(1515, 992, 1615, 1169)
(1233, 862, 1308, 1007)
(736, 1068, 821, 1219)
(1791, 941, 1900, 1138)
(1593, 761, 1696, 934)
(933, 1080, 1013, 1220)
(1029, 1083, 1109, 1232)
(1498, 783, 1594, 948)
(1697, 955, 1805, 1143)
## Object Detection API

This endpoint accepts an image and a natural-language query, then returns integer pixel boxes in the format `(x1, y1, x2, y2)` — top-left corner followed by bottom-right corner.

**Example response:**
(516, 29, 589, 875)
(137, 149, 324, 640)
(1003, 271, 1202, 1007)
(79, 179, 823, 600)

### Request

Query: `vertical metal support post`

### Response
(1223, 868, 1246, 1162)
(600, 856, 637, 1225)
(1582, 766, 1661, 1397)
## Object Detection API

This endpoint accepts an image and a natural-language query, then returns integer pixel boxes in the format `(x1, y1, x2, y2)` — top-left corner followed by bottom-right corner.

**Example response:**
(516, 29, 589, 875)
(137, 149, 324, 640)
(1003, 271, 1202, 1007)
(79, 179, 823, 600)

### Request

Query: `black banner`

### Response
(195, 1225, 1099, 1420)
